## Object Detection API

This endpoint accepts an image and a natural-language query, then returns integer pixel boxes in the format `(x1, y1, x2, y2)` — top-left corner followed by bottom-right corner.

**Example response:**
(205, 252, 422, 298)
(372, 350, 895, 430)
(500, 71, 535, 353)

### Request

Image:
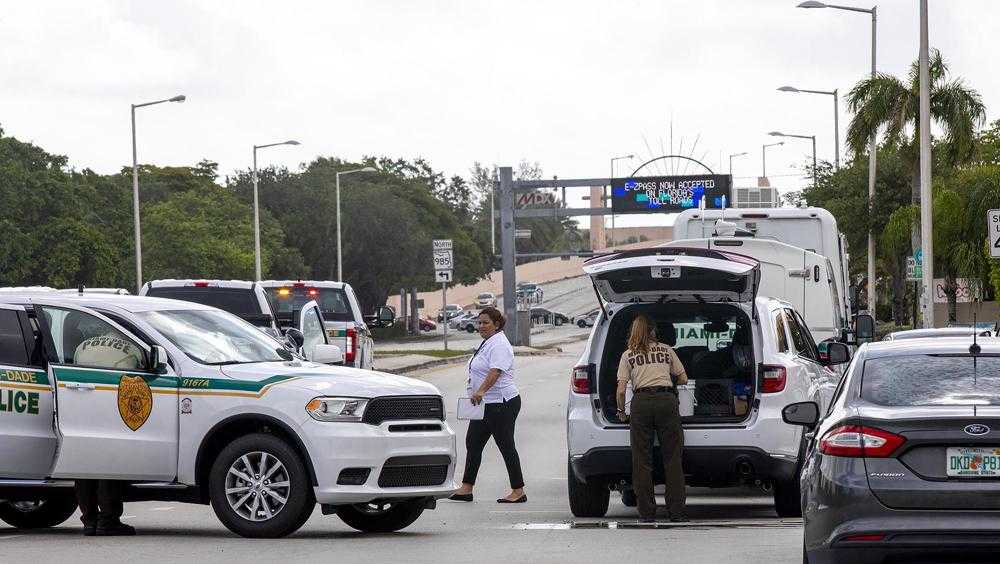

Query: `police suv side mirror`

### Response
(311, 344, 344, 365)
(782, 401, 820, 429)
(150, 345, 169, 374)
(285, 328, 305, 350)
(821, 342, 851, 366)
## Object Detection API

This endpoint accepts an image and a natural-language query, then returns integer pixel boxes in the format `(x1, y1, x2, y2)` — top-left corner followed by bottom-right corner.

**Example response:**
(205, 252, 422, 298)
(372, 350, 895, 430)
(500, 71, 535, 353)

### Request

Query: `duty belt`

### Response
(635, 386, 676, 395)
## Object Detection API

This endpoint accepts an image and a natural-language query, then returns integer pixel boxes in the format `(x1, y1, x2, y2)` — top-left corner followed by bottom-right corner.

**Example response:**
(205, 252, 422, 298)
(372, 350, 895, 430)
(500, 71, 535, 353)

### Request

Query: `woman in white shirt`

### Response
(450, 307, 526, 504)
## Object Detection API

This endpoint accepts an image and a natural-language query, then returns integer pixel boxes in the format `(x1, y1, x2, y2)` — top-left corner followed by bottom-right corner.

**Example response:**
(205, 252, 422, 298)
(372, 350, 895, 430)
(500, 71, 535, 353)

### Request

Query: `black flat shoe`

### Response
(96, 522, 136, 536)
(83, 525, 96, 536)
(449, 493, 473, 502)
(496, 495, 527, 503)
(669, 515, 689, 523)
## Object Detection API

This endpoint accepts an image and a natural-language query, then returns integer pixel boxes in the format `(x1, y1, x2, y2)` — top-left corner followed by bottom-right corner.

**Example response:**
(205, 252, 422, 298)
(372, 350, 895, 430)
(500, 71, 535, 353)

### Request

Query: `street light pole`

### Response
(335, 167, 378, 281)
(918, 0, 934, 327)
(768, 131, 817, 187)
(252, 140, 300, 281)
(130, 94, 185, 293)
(762, 142, 784, 178)
(777, 85, 840, 169)
(798, 0, 878, 320)
(609, 154, 634, 248)
(728, 152, 749, 176)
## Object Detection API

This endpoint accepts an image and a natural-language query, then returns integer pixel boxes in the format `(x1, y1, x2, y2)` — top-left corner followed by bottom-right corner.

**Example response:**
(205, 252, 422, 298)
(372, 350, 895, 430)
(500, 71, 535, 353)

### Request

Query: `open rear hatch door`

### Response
(584, 247, 760, 305)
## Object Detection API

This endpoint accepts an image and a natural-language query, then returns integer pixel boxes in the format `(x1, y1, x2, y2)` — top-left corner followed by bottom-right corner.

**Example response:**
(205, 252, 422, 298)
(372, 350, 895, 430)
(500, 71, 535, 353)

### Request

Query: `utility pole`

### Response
(918, 0, 934, 327)
(499, 167, 518, 344)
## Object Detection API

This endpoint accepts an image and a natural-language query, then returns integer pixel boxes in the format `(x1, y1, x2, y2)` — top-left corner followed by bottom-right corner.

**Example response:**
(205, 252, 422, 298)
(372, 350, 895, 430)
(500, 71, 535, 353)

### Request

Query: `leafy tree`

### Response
(846, 49, 986, 254)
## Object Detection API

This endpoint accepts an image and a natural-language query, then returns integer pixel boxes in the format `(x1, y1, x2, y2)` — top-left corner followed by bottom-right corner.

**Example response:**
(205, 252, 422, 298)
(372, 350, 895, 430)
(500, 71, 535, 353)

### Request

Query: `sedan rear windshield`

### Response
(862, 355, 1000, 406)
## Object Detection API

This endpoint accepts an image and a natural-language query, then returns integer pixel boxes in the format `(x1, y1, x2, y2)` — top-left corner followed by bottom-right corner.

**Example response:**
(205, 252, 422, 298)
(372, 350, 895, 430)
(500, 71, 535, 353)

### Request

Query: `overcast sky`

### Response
(3, 0, 998, 220)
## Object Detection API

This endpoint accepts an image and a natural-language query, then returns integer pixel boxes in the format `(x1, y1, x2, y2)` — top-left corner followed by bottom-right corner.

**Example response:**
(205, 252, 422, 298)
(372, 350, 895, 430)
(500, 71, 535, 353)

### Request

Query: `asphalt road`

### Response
(0, 341, 803, 563)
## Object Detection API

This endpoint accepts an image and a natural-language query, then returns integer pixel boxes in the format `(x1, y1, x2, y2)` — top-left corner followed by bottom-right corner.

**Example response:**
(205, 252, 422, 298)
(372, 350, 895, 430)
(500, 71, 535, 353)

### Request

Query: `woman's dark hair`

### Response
(479, 307, 506, 330)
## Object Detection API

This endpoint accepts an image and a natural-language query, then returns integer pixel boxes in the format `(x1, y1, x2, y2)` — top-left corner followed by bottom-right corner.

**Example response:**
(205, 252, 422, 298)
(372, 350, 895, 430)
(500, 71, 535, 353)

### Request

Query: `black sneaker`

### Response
(83, 525, 96, 536)
(96, 522, 136, 536)
(639, 517, 656, 523)
(669, 515, 689, 523)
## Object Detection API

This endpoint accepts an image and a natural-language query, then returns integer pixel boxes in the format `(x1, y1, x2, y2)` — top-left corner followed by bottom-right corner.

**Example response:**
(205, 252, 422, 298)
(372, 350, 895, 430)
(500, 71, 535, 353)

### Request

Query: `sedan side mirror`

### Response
(149, 345, 169, 375)
(311, 344, 344, 365)
(853, 313, 875, 344)
(782, 401, 820, 429)
(285, 328, 305, 350)
(821, 342, 851, 366)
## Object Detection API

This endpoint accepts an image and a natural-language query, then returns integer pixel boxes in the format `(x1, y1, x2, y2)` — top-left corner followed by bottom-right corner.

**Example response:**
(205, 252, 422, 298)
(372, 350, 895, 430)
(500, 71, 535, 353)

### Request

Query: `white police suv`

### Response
(566, 247, 862, 518)
(0, 293, 456, 538)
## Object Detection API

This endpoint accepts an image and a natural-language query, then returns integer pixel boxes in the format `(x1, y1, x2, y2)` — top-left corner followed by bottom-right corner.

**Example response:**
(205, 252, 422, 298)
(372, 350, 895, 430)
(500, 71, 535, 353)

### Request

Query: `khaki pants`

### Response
(629, 390, 685, 519)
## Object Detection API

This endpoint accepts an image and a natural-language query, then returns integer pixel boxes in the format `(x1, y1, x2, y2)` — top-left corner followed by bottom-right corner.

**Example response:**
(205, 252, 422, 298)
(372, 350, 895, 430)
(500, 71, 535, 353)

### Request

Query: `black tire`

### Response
(620, 488, 637, 507)
(554, 317, 563, 326)
(577, 320, 587, 328)
(465, 325, 476, 333)
(0, 497, 78, 529)
(773, 479, 802, 518)
(209, 433, 315, 538)
(336, 498, 425, 533)
(567, 460, 609, 517)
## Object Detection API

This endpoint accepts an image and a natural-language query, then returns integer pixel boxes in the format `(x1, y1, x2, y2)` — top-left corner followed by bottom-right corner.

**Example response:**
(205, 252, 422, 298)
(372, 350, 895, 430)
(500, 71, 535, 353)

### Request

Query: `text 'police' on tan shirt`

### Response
(616, 342, 688, 397)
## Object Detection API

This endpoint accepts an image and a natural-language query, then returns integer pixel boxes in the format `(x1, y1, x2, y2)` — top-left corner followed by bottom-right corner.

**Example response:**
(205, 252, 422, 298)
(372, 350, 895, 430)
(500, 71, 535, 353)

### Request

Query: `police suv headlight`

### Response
(305, 397, 368, 422)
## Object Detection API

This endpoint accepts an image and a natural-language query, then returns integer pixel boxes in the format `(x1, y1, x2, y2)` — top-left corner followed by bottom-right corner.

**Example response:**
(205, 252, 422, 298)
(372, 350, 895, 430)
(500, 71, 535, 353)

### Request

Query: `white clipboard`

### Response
(457, 397, 485, 420)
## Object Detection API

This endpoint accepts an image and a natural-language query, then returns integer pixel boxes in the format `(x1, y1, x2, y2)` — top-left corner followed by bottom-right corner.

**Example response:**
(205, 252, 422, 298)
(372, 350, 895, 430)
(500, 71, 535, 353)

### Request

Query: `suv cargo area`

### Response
(599, 302, 756, 425)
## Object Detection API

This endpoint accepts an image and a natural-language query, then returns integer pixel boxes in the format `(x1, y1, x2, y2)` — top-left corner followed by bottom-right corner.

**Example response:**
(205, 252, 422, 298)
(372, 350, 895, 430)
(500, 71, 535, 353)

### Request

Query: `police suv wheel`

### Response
(577, 320, 587, 328)
(465, 324, 476, 333)
(567, 460, 609, 518)
(336, 498, 426, 533)
(209, 433, 314, 538)
(0, 497, 78, 529)
(773, 478, 802, 518)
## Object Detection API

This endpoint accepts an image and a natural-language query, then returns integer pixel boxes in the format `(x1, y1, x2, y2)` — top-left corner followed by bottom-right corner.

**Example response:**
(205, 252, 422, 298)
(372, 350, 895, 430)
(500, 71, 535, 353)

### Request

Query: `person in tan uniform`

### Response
(616, 314, 688, 522)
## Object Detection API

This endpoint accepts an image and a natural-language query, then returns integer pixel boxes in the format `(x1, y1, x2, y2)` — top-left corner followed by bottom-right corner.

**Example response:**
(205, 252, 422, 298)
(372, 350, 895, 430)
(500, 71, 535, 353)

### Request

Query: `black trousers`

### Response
(630, 391, 685, 519)
(74, 480, 125, 528)
(461, 395, 524, 489)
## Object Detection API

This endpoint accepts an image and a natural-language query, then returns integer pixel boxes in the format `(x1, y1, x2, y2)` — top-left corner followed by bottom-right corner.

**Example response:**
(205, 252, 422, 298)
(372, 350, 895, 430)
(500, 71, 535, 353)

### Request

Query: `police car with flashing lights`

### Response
(259, 281, 393, 370)
(0, 293, 456, 538)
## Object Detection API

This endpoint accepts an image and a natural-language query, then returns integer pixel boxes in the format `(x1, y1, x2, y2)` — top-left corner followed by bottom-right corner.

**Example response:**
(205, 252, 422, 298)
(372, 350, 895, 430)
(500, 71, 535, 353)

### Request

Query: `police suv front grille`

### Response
(362, 396, 445, 425)
(377, 455, 451, 488)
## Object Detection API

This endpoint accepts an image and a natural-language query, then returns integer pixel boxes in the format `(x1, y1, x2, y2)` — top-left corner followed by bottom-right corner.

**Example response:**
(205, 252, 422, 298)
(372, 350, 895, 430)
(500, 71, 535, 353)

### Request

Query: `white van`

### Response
(661, 235, 845, 344)
(673, 208, 854, 324)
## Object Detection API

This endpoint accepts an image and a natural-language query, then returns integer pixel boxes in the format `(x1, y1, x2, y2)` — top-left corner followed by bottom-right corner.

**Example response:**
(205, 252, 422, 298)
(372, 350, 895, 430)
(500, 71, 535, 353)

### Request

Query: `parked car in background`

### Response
(418, 318, 437, 331)
(530, 307, 568, 326)
(573, 309, 599, 328)
(787, 338, 1000, 564)
(883, 327, 993, 341)
(260, 280, 393, 370)
(437, 304, 463, 322)
(476, 292, 497, 308)
(450, 311, 480, 332)
(516, 282, 543, 303)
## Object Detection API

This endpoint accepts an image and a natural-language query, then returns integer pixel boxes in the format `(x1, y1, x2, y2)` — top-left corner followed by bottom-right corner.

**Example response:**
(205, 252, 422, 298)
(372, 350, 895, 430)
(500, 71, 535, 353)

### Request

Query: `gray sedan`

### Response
(784, 337, 1000, 564)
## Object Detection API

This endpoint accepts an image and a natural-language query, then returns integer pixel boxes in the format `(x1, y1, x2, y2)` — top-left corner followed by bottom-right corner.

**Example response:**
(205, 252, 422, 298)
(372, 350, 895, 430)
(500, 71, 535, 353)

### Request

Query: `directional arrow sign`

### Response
(435, 270, 452, 283)
(989, 209, 1000, 258)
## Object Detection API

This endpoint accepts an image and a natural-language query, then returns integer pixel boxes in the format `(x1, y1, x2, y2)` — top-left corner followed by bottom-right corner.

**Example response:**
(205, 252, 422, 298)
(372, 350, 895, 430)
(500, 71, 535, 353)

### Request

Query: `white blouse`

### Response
(467, 331, 518, 403)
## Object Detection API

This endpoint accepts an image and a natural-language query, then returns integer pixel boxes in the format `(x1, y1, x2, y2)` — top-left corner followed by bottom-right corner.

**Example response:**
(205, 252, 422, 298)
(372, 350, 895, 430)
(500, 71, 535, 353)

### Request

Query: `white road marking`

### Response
(0, 535, 24, 540)
(149, 506, 175, 512)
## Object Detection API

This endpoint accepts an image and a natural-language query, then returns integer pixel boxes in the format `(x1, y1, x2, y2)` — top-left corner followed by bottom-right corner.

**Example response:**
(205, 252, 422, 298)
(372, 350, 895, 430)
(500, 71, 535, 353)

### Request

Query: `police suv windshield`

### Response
(140, 309, 287, 365)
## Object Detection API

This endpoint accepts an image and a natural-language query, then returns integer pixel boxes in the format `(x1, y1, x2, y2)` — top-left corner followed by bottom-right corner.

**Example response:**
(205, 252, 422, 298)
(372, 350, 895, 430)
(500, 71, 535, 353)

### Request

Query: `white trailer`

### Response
(673, 208, 854, 326)
(661, 236, 845, 343)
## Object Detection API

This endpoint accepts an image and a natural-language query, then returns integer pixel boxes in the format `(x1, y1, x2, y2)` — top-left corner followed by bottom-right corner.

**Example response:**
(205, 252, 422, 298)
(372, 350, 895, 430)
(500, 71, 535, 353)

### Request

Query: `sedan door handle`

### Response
(64, 382, 95, 391)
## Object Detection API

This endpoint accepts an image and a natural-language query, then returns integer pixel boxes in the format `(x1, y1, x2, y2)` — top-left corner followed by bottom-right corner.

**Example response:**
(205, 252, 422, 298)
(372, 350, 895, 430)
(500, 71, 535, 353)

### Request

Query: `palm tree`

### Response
(846, 48, 986, 230)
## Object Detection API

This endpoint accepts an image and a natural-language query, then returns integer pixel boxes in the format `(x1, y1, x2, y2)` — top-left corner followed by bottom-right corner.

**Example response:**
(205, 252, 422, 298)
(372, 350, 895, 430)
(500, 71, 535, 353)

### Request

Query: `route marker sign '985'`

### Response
(990, 209, 1000, 258)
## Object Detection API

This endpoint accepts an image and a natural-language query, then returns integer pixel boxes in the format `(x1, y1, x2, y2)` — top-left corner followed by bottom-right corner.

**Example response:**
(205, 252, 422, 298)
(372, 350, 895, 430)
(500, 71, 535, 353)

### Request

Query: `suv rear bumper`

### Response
(569, 445, 797, 487)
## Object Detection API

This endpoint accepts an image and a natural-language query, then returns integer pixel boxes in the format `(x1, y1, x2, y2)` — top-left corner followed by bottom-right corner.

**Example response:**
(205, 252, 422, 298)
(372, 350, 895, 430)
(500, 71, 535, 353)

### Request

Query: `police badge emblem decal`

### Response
(118, 375, 153, 431)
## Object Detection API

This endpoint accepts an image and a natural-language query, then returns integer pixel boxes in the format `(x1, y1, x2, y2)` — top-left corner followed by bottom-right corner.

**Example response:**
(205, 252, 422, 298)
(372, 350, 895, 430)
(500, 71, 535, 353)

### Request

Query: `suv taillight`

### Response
(819, 425, 905, 458)
(345, 328, 357, 364)
(571, 365, 591, 394)
(759, 365, 787, 393)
